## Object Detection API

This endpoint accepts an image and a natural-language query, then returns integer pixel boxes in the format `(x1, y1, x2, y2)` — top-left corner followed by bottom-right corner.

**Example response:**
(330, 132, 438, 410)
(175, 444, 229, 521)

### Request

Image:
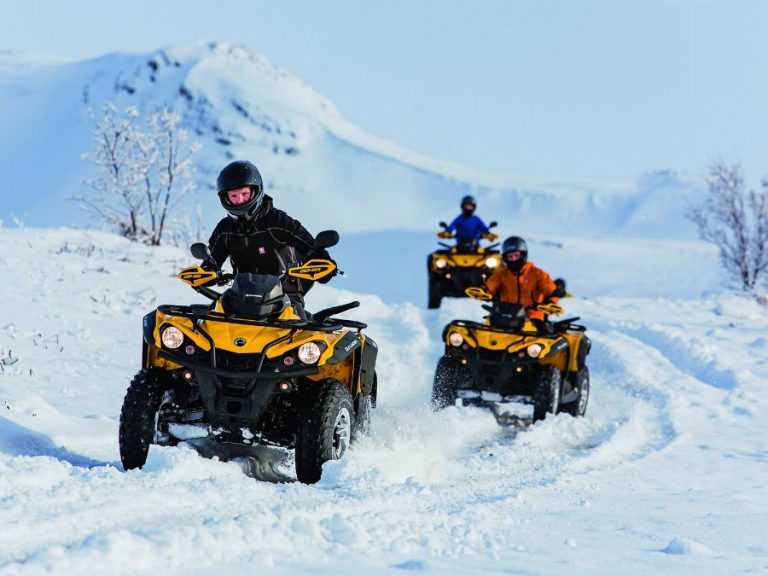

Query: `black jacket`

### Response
(208, 195, 315, 297)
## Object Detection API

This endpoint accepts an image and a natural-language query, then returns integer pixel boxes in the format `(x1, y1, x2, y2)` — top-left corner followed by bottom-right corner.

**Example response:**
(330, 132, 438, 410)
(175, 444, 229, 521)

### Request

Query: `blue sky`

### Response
(1, 0, 766, 182)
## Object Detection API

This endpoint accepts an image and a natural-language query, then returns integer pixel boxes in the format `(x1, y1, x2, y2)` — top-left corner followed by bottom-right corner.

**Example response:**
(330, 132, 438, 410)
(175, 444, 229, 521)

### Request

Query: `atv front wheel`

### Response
(352, 394, 373, 441)
(561, 366, 589, 417)
(532, 365, 562, 422)
(431, 356, 467, 410)
(428, 270, 442, 309)
(119, 368, 173, 470)
(295, 379, 354, 484)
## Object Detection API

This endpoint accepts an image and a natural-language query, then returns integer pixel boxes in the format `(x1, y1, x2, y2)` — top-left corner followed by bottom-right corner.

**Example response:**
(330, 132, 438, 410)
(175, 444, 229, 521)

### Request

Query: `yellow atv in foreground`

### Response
(427, 221, 500, 309)
(432, 288, 590, 423)
(119, 231, 378, 484)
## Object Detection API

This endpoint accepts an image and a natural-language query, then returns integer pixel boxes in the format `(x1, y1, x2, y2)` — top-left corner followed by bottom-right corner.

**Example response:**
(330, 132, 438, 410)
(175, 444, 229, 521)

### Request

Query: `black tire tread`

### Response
(295, 379, 353, 484)
(532, 365, 561, 422)
(119, 368, 167, 470)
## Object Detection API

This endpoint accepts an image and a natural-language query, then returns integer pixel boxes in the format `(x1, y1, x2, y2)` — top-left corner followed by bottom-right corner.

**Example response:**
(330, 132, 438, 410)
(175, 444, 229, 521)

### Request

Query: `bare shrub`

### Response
(687, 161, 768, 291)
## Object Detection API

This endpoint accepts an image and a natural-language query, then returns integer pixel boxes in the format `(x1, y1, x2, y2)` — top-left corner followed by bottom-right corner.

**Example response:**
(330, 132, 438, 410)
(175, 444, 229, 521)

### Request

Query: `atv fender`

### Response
(358, 336, 378, 397)
(142, 311, 157, 368)
(326, 332, 361, 365)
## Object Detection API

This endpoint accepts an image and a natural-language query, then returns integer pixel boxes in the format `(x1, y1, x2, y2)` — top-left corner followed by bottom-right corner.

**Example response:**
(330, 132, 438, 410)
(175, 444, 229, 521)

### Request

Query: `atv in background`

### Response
(431, 288, 590, 423)
(427, 221, 500, 308)
(119, 230, 378, 484)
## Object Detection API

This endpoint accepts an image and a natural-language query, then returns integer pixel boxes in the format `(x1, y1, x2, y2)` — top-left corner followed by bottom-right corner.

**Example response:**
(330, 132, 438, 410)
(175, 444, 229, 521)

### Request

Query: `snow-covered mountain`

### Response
(0, 42, 702, 238)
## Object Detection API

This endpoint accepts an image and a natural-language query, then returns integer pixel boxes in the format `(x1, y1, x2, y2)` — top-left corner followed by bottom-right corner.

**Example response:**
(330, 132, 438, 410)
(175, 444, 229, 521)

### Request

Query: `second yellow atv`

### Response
(427, 221, 500, 309)
(432, 291, 590, 422)
(119, 230, 378, 484)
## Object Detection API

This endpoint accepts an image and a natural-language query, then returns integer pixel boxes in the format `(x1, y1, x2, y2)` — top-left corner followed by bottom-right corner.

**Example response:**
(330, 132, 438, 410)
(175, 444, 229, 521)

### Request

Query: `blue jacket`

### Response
(446, 215, 489, 240)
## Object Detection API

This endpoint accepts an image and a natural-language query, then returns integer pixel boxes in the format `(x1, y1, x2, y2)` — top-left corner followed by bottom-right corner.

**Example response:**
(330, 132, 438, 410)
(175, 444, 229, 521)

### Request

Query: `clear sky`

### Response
(1, 0, 766, 182)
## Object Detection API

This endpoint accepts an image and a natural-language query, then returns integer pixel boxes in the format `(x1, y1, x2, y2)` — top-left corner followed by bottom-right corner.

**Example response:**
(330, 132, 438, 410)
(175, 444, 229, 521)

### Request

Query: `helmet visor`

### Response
(504, 251, 524, 263)
(225, 187, 253, 206)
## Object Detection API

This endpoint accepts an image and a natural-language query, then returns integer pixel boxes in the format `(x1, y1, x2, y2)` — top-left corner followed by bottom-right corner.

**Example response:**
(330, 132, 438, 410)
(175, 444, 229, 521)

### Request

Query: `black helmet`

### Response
(217, 160, 265, 221)
(460, 195, 476, 217)
(501, 236, 528, 271)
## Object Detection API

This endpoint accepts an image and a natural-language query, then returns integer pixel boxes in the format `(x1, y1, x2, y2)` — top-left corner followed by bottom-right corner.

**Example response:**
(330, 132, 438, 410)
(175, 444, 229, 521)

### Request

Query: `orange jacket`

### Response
(485, 261, 558, 321)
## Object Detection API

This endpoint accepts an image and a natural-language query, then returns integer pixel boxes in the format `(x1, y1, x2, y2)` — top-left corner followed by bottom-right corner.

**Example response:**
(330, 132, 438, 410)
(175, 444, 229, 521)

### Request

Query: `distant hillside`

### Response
(0, 42, 702, 238)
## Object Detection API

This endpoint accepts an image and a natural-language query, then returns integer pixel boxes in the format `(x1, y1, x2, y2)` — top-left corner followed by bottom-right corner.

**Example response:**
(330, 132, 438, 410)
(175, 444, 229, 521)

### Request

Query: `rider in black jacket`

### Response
(208, 160, 325, 318)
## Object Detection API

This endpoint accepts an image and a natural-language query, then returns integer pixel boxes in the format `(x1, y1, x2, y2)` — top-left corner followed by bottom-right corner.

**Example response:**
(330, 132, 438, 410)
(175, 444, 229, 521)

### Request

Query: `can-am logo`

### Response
(234, 338, 247, 347)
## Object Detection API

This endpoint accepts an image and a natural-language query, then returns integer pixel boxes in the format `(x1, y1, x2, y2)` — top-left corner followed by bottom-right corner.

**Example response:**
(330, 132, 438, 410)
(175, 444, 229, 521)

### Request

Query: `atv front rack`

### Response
(157, 304, 368, 331)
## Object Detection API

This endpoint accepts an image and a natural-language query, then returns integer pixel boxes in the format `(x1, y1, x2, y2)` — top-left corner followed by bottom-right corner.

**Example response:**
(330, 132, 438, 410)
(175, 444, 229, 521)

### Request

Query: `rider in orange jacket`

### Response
(484, 236, 560, 322)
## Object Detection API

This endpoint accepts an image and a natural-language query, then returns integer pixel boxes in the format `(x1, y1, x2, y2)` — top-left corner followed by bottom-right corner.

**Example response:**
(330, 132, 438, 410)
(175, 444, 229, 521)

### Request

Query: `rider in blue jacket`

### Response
(446, 196, 490, 243)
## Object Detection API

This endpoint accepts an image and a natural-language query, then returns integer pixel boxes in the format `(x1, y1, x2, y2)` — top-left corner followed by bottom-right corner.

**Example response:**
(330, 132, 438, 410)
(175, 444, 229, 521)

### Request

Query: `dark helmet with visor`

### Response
(501, 236, 528, 271)
(217, 160, 264, 221)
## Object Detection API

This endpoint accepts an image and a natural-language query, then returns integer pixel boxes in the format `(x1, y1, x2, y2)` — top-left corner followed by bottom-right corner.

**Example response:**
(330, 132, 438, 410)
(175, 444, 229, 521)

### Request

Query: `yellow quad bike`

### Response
(431, 287, 590, 422)
(119, 230, 378, 484)
(427, 220, 500, 308)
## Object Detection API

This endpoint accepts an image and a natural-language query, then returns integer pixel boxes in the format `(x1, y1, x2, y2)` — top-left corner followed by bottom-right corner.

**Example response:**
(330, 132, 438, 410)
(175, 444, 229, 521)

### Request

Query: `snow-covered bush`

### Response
(687, 161, 768, 292)
(78, 102, 201, 246)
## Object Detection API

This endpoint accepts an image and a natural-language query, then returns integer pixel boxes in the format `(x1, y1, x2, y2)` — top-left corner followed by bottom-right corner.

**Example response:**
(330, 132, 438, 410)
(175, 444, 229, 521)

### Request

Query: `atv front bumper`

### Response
(159, 349, 316, 429)
(431, 267, 494, 297)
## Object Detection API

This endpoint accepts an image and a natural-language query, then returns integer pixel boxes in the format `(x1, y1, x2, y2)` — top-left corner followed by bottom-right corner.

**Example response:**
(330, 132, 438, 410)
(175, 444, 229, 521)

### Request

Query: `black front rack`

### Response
(157, 304, 368, 331)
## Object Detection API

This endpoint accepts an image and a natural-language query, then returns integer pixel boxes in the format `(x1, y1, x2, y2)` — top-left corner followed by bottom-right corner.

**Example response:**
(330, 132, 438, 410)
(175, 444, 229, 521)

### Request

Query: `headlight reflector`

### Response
(435, 257, 447, 269)
(448, 332, 464, 347)
(298, 342, 322, 364)
(161, 326, 184, 349)
(485, 257, 499, 268)
(526, 343, 543, 358)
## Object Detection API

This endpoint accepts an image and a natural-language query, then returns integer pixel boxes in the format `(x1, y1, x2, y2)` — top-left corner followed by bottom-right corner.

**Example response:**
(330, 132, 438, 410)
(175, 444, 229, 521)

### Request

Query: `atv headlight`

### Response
(526, 343, 543, 358)
(298, 342, 322, 365)
(161, 326, 184, 349)
(435, 257, 447, 269)
(448, 332, 464, 347)
(485, 256, 499, 268)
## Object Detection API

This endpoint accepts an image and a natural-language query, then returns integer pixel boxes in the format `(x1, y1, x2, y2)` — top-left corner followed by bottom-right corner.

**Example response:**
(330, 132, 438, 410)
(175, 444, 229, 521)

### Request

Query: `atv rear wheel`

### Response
(532, 365, 562, 422)
(295, 379, 354, 484)
(119, 368, 173, 470)
(431, 356, 467, 410)
(561, 366, 590, 417)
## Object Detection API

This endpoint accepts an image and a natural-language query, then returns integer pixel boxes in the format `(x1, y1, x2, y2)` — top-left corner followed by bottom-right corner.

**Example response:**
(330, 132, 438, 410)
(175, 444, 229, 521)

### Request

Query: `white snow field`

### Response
(0, 227, 766, 576)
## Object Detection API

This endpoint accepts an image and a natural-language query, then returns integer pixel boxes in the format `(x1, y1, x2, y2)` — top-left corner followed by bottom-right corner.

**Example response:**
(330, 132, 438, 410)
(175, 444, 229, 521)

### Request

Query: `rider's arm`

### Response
(536, 269, 559, 304)
(445, 216, 460, 233)
(475, 216, 490, 235)
(207, 219, 230, 269)
(267, 209, 316, 258)
(485, 269, 502, 298)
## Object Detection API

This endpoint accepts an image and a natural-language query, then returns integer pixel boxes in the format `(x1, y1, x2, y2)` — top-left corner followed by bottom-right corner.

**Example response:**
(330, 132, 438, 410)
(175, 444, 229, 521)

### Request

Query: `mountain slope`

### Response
(0, 43, 702, 238)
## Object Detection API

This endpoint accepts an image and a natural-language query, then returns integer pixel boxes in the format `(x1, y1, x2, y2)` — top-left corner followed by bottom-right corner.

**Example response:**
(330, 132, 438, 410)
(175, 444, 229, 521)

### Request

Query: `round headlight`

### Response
(161, 326, 184, 349)
(435, 257, 447, 269)
(298, 342, 322, 364)
(526, 343, 543, 358)
(448, 332, 464, 347)
(485, 256, 499, 268)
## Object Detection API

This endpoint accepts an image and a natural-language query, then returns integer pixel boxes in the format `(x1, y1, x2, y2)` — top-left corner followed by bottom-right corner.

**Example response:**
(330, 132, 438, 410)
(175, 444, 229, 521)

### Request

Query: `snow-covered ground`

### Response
(1, 227, 766, 575)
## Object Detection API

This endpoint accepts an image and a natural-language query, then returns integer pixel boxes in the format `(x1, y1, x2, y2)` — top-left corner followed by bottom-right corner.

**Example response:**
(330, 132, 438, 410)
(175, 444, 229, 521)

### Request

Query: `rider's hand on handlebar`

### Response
(482, 232, 499, 241)
(216, 272, 233, 286)
(437, 231, 454, 239)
